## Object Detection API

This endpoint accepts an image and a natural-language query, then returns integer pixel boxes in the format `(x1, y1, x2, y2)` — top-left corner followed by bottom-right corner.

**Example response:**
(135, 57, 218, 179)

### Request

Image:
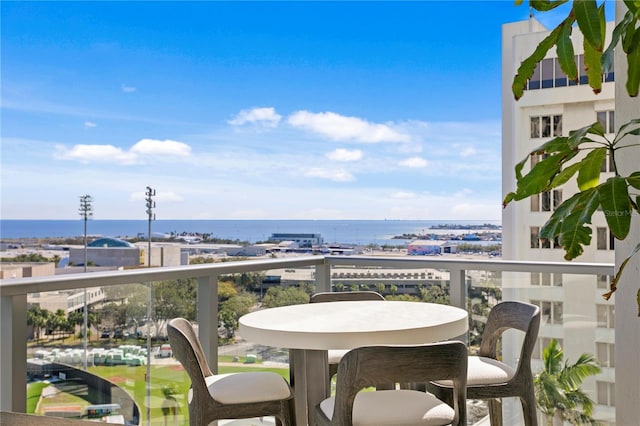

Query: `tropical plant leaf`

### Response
(530, 0, 570, 12)
(557, 21, 578, 80)
(612, 118, 640, 144)
(567, 121, 604, 148)
(540, 188, 598, 239)
(626, 41, 640, 96)
(584, 34, 603, 93)
(604, 242, 640, 307)
(557, 193, 599, 259)
(510, 154, 568, 200)
(598, 176, 632, 239)
(577, 147, 606, 190)
(550, 162, 582, 188)
(602, 10, 635, 73)
(627, 171, 640, 189)
(573, 0, 603, 51)
(513, 19, 569, 99)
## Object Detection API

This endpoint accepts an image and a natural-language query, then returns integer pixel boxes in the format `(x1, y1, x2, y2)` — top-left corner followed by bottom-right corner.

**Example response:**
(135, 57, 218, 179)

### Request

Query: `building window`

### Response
(531, 272, 563, 287)
(527, 53, 613, 91)
(597, 304, 615, 329)
(597, 274, 613, 290)
(530, 115, 562, 139)
(596, 342, 615, 368)
(531, 300, 563, 324)
(531, 227, 540, 249)
(597, 110, 615, 134)
(597, 381, 616, 406)
(597, 227, 615, 250)
(531, 189, 563, 212)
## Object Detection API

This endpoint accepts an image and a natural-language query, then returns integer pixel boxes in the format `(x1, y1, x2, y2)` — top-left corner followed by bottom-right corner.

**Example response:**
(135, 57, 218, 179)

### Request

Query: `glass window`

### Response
(542, 273, 551, 286)
(553, 115, 562, 136)
(597, 382, 609, 405)
(531, 227, 540, 248)
(553, 273, 563, 287)
(597, 227, 608, 250)
(552, 302, 563, 324)
(597, 111, 607, 129)
(554, 57, 567, 87)
(531, 272, 540, 286)
(541, 237, 551, 249)
(553, 190, 562, 210)
(542, 116, 551, 137)
(605, 58, 615, 82)
(542, 58, 554, 88)
(597, 275, 610, 289)
(579, 54, 588, 84)
(529, 62, 541, 90)
(608, 110, 615, 133)
(541, 191, 551, 211)
(530, 194, 540, 211)
(530, 117, 540, 138)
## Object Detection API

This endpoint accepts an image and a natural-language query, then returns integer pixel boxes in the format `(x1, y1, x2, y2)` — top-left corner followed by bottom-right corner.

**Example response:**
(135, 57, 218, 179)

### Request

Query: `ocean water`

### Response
(0, 219, 501, 246)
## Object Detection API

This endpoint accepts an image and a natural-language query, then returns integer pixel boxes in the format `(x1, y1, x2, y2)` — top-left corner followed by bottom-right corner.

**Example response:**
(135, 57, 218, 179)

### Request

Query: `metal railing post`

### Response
(315, 262, 331, 293)
(0, 294, 27, 412)
(197, 274, 219, 372)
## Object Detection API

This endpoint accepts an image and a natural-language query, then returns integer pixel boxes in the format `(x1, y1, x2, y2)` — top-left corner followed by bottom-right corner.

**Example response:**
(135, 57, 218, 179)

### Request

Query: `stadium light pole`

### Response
(79, 194, 93, 370)
(144, 186, 155, 425)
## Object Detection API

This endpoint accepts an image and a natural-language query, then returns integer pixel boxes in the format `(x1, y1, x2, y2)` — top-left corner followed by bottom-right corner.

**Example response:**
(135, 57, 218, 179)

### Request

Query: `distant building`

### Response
(69, 238, 185, 267)
(407, 240, 442, 255)
(269, 233, 323, 247)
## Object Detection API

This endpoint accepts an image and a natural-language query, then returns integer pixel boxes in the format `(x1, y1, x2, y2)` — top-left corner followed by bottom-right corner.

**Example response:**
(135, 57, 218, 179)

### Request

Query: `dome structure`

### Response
(88, 237, 135, 248)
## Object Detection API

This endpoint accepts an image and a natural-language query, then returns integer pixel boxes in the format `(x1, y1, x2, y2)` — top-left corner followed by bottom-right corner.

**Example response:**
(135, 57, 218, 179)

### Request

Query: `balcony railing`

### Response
(1, 255, 616, 425)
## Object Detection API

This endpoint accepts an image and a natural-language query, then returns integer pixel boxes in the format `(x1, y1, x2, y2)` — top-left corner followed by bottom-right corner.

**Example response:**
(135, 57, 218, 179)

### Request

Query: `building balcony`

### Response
(0, 255, 622, 425)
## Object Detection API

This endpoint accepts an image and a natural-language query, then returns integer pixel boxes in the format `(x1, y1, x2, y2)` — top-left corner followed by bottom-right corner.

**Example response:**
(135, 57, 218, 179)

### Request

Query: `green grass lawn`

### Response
(27, 350, 289, 424)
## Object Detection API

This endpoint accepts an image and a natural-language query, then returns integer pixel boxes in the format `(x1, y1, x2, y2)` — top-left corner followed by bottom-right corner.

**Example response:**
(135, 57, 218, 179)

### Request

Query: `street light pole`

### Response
(144, 186, 155, 425)
(79, 194, 93, 371)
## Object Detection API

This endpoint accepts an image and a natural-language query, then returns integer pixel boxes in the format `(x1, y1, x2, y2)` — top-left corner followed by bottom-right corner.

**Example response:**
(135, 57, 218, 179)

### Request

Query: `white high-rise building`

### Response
(502, 18, 616, 424)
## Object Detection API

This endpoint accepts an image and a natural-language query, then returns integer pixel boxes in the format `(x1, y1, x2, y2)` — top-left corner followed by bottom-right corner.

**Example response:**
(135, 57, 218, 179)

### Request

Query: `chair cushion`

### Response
(319, 389, 455, 425)
(205, 372, 291, 404)
(434, 356, 516, 387)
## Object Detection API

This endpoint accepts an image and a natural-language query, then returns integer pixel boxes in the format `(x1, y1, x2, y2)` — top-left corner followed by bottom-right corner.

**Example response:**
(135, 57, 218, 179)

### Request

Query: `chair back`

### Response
(332, 342, 468, 425)
(310, 291, 385, 303)
(479, 301, 540, 371)
(167, 318, 214, 397)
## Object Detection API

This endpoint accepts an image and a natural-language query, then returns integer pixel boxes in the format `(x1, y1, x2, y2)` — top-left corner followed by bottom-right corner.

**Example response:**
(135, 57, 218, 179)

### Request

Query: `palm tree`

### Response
(534, 339, 601, 425)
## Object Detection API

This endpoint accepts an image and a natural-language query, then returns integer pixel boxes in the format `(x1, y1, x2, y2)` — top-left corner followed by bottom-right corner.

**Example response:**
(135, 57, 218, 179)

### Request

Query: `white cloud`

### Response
(326, 148, 363, 162)
(55, 138, 191, 165)
(399, 157, 428, 168)
(460, 147, 477, 157)
(55, 144, 138, 164)
(121, 84, 137, 93)
(84, 121, 97, 128)
(304, 167, 354, 182)
(130, 139, 192, 157)
(228, 107, 282, 128)
(391, 191, 416, 199)
(288, 110, 410, 143)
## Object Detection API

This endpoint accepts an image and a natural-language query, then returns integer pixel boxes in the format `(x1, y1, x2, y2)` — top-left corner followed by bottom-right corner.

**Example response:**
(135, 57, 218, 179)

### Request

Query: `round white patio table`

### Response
(239, 300, 468, 426)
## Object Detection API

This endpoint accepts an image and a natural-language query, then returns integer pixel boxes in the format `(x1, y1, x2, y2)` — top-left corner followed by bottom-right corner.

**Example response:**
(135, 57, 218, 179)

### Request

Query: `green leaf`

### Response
(567, 122, 604, 148)
(612, 118, 640, 144)
(555, 189, 600, 260)
(577, 148, 606, 190)
(598, 176, 632, 239)
(512, 154, 568, 200)
(574, 0, 604, 51)
(623, 0, 639, 14)
(557, 22, 578, 80)
(540, 188, 598, 240)
(584, 39, 603, 93)
(602, 11, 635, 73)
(503, 191, 516, 208)
(530, 0, 570, 11)
(627, 171, 640, 190)
(626, 39, 640, 96)
(550, 162, 582, 188)
(512, 19, 569, 99)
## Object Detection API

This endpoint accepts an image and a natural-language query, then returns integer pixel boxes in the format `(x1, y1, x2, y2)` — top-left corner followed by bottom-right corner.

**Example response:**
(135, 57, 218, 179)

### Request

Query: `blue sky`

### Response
(1, 1, 600, 220)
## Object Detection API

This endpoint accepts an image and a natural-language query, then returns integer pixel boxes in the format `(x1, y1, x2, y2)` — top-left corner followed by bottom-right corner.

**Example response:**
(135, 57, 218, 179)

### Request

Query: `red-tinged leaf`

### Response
(598, 177, 632, 239)
(604, 242, 640, 303)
